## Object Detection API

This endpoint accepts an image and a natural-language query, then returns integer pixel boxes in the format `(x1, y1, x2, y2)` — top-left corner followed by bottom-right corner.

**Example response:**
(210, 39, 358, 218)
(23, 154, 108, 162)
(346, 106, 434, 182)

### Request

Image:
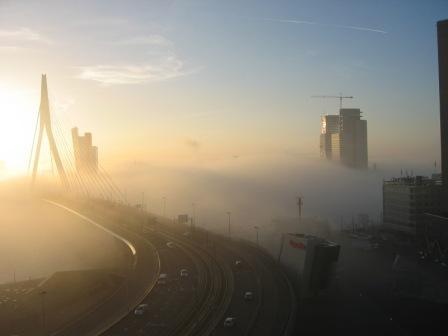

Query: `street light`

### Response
(141, 192, 145, 212)
(227, 212, 231, 239)
(162, 197, 166, 217)
(254, 226, 259, 246)
(192, 203, 196, 229)
(39, 290, 47, 335)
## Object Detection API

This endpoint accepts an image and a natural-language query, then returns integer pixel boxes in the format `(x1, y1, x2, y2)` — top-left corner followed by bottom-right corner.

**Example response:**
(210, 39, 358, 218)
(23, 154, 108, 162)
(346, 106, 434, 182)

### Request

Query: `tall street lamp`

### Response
(192, 202, 196, 229)
(39, 290, 47, 335)
(227, 211, 231, 239)
(254, 226, 259, 246)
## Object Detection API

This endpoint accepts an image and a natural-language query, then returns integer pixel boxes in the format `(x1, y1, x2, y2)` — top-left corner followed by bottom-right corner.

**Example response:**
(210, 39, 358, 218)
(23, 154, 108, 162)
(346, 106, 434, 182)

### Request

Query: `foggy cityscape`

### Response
(1, 1, 448, 335)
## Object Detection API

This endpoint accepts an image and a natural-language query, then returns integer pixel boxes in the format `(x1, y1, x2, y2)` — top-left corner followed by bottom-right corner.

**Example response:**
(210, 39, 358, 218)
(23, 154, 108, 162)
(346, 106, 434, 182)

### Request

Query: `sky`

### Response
(0, 0, 447, 175)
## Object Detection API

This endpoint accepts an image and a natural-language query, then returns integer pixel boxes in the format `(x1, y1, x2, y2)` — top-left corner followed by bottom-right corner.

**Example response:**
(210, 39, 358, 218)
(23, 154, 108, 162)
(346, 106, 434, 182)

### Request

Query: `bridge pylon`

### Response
(31, 74, 69, 190)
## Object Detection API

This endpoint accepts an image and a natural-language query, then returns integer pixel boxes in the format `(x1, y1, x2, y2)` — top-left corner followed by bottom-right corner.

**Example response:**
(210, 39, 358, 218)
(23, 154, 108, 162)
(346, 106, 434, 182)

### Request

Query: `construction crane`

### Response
(311, 94, 354, 109)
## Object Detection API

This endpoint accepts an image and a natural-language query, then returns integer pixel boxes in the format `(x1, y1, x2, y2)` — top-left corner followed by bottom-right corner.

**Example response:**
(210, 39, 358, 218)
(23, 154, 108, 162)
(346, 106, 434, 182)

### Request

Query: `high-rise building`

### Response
(382, 20, 448, 251)
(72, 127, 98, 174)
(383, 176, 442, 236)
(319, 108, 368, 169)
(320, 115, 340, 159)
(340, 108, 368, 169)
(437, 19, 448, 212)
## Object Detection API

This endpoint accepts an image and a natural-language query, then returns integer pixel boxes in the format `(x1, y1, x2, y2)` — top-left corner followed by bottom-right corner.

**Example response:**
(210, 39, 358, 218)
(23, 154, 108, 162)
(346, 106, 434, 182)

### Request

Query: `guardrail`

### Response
(44, 199, 161, 336)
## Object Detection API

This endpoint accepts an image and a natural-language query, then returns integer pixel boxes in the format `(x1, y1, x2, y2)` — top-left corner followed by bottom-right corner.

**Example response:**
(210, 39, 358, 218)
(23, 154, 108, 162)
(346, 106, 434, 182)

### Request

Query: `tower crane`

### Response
(311, 94, 354, 109)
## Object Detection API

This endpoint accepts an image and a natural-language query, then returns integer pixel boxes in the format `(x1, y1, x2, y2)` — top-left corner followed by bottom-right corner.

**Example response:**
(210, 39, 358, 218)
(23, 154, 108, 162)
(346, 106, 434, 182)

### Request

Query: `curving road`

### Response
(46, 199, 160, 336)
(49, 199, 295, 336)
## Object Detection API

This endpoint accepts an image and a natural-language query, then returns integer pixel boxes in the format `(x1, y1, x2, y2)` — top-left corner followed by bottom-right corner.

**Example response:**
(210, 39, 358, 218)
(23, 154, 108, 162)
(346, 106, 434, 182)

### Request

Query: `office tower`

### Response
(437, 19, 448, 212)
(382, 20, 448, 248)
(72, 127, 98, 174)
(383, 176, 442, 236)
(339, 108, 368, 169)
(320, 115, 340, 160)
(319, 109, 368, 169)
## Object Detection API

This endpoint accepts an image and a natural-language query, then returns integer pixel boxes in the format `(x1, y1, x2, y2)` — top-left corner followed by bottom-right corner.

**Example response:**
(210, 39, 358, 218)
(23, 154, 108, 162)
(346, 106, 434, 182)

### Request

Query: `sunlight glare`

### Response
(0, 84, 38, 177)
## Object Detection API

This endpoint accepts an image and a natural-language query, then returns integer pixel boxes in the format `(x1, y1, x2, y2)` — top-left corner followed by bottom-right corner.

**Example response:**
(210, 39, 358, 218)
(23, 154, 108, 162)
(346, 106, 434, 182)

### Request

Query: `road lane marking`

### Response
(43, 199, 137, 257)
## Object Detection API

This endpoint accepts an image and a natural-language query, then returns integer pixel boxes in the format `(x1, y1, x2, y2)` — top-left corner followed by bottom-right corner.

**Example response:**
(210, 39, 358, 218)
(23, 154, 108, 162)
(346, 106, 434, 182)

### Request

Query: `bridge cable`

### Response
(28, 110, 40, 174)
(52, 114, 91, 197)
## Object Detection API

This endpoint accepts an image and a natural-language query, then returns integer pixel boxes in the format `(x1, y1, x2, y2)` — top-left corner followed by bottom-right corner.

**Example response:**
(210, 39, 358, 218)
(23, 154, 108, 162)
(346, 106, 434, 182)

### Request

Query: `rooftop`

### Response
(384, 175, 442, 186)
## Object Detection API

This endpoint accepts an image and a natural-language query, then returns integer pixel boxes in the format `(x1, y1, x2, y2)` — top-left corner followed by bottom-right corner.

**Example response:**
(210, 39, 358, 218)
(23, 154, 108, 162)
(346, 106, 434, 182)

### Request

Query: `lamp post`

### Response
(162, 197, 166, 217)
(192, 202, 196, 229)
(227, 211, 231, 239)
(39, 290, 47, 335)
(297, 196, 303, 224)
(254, 226, 259, 246)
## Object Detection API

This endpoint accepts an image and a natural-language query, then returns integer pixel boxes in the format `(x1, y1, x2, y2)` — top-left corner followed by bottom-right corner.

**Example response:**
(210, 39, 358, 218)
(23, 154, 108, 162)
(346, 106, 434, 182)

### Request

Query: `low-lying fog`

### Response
(113, 153, 435, 252)
(0, 182, 125, 284)
(0, 154, 436, 282)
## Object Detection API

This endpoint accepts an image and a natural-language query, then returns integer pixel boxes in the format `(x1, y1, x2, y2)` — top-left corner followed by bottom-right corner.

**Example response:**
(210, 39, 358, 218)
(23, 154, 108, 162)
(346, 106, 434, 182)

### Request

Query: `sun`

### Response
(0, 84, 38, 177)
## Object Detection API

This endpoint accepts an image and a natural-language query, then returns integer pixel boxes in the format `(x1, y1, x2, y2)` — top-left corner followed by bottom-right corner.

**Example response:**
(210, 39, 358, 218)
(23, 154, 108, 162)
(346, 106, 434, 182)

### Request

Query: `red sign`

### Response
(289, 239, 306, 250)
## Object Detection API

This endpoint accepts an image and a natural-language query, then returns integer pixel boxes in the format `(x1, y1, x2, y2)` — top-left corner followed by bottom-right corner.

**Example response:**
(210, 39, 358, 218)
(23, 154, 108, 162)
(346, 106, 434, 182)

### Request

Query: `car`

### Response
(166, 242, 175, 248)
(157, 273, 168, 285)
(180, 269, 189, 277)
(134, 303, 149, 316)
(234, 260, 242, 267)
(223, 317, 236, 328)
(243, 291, 254, 301)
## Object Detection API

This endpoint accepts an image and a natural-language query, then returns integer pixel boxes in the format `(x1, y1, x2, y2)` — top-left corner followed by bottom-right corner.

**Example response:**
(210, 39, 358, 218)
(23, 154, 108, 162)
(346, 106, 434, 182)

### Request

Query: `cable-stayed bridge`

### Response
(29, 74, 125, 202)
(3, 75, 296, 336)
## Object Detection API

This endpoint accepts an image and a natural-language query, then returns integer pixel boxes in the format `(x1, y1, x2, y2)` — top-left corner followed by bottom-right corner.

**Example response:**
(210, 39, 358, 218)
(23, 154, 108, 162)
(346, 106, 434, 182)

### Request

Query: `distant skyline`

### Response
(0, 0, 447, 176)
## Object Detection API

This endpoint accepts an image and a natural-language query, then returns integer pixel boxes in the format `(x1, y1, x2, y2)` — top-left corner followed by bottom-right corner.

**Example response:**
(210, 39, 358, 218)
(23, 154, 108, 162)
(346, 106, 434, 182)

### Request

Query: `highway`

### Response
(47, 200, 160, 336)
(49, 198, 295, 336)
(191, 231, 295, 336)
(104, 231, 199, 335)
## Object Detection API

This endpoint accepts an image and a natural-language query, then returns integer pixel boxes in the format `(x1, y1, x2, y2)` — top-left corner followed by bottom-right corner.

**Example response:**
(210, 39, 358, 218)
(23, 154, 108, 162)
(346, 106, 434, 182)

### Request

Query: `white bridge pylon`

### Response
(31, 74, 69, 190)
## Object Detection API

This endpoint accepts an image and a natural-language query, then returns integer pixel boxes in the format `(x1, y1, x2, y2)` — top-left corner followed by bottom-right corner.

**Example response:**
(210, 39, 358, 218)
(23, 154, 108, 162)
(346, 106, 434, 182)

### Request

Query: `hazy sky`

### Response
(0, 0, 447, 175)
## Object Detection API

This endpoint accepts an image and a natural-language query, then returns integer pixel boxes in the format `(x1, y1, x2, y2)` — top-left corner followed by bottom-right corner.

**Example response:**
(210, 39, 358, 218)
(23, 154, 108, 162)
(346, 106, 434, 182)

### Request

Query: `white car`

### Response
(157, 273, 168, 285)
(180, 269, 189, 277)
(134, 303, 149, 316)
(234, 260, 242, 267)
(243, 291, 254, 301)
(223, 317, 236, 328)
